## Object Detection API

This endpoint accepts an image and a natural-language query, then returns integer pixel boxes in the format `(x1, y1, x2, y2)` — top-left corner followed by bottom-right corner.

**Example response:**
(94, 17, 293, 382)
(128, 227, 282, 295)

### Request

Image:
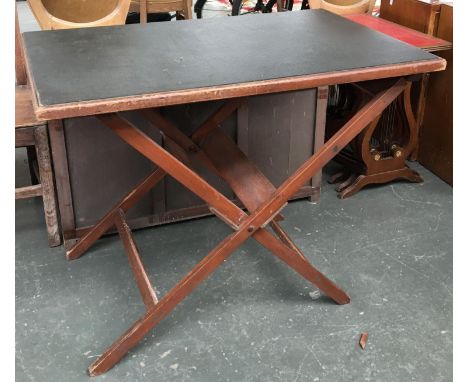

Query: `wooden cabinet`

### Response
(52, 90, 324, 247)
(418, 3, 453, 184)
(380, 1, 453, 184)
(379, 0, 442, 35)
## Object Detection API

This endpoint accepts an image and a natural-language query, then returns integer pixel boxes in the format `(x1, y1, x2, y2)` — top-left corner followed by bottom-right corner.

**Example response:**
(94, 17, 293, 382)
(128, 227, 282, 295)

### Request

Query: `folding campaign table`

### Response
(23, 10, 445, 376)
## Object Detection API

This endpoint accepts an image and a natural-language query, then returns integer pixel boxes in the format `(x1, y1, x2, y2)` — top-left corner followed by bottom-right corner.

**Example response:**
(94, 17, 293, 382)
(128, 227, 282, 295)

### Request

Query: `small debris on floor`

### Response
(359, 332, 369, 349)
(309, 290, 321, 300)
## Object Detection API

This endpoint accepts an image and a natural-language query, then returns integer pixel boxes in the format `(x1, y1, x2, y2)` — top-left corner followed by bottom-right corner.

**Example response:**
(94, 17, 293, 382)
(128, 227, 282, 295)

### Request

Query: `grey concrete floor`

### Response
(15, 3, 452, 381)
(16, 143, 452, 381)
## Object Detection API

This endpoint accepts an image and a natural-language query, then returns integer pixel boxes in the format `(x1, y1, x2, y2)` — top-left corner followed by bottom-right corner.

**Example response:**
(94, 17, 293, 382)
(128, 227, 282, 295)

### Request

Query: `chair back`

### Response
(310, 0, 375, 15)
(27, 0, 132, 29)
(129, 0, 192, 23)
(15, 6, 27, 85)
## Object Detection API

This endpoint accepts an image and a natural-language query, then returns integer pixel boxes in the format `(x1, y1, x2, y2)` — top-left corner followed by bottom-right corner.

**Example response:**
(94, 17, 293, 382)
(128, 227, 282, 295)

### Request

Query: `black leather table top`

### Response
(23, 10, 439, 111)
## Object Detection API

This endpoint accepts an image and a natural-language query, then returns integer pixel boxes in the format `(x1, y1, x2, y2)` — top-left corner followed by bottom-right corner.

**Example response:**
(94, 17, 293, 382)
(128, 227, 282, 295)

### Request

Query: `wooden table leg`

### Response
(410, 73, 430, 160)
(269, 220, 308, 262)
(142, 108, 349, 301)
(87, 79, 407, 375)
(88, 221, 253, 376)
(254, 229, 350, 303)
(139, 0, 148, 24)
(111, 110, 351, 304)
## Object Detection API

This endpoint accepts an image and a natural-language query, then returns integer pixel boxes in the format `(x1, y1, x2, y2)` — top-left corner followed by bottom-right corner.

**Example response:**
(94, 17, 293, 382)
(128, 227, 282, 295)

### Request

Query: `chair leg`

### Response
(183, 2, 193, 19)
(34, 125, 61, 247)
(26, 146, 39, 185)
(139, 0, 148, 23)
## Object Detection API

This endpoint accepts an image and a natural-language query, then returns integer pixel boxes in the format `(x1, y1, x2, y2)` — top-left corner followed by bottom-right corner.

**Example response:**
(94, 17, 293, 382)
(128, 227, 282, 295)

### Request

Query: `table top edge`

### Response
(32, 57, 446, 121)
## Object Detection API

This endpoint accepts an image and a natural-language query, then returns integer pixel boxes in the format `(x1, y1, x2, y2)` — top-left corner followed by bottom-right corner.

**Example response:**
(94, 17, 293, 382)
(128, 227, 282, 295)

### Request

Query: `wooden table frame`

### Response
(22, 9, 446, 373)
(51, 76, 415, 376)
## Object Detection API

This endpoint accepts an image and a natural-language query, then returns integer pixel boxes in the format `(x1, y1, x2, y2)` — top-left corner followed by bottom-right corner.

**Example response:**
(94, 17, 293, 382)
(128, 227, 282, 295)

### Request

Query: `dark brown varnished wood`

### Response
(328, 78, 423, 198)
(87, 79, 406, 376)
(269, 220, 308, 263)
(379, 0, 441, 36)
(144, 110, 314, 267)
(114, 209, 158, 309)
(418, 2, 453, 184)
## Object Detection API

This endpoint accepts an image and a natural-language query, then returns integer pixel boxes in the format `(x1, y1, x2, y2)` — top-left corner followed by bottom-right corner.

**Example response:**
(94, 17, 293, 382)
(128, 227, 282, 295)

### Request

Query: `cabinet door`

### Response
(238, 90, 318, 190)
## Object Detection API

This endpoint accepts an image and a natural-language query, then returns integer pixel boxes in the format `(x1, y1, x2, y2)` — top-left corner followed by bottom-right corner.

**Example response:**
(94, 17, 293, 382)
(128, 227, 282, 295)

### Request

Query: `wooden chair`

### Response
(16, 87, 61, 247)
(129, 0, 192, 23)
(309, 0, 375, 14)
(27, 0, 132, 30)
(16, 9, 60, 247)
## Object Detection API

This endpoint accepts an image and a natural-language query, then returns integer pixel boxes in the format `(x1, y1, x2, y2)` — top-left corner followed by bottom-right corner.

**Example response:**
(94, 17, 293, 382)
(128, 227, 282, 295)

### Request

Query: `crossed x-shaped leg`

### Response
(66, 78, 408, 376)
